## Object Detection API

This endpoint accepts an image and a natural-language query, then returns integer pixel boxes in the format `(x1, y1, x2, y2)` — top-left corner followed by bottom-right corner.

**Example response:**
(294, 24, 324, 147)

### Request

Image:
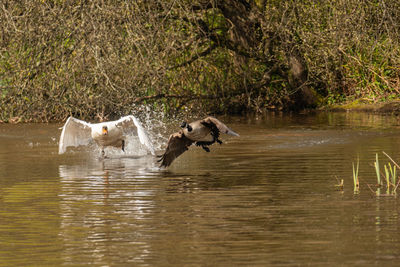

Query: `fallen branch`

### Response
(132, 92, 225, 103)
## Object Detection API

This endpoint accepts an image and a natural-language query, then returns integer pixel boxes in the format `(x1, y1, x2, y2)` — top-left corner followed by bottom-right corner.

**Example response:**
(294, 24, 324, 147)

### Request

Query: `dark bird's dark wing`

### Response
(202, 117, 239, 136)
(158, 131, 194, 167)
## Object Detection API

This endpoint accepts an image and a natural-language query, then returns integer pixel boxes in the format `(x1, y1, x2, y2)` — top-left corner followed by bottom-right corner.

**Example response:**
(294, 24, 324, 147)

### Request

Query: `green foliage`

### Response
(374, 152, 400, 196)
(1, 0, 400, 122)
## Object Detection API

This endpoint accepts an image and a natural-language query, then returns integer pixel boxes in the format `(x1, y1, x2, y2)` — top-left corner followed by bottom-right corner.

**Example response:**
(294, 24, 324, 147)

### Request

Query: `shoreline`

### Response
(2, 100, 400, 124)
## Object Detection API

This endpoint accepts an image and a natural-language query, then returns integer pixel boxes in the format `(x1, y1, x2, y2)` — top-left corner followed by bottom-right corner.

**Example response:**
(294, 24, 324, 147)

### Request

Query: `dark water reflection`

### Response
(1, 112, 400, 266)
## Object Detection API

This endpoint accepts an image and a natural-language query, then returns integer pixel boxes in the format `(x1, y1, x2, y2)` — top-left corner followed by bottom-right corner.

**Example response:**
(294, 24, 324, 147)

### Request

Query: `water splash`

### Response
(129, 105, 169, 153)
(132, 116, 155, 155)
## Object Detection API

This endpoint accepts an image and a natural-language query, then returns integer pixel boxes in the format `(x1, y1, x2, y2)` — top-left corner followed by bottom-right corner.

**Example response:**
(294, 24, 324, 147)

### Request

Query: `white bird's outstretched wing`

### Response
(115, 115, 155, 155)
(58, 117, 92, 154)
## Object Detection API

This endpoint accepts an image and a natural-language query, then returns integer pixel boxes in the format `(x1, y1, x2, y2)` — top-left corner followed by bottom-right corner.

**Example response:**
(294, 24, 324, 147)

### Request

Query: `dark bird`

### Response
(158, 117, 239, 167)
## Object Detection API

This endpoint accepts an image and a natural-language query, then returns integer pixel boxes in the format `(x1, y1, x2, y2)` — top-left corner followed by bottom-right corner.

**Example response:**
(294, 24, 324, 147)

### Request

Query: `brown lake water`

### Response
(1, 112, 400, 266)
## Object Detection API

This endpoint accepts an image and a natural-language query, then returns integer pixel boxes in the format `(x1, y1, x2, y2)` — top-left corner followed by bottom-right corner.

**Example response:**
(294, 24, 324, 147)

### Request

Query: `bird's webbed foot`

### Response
(202, 146, 210, 152)
(121, 140, 125, 152)
(99, 149, 108, 160)
(209, 126, 222, 145)
(195, 141, 211, 152)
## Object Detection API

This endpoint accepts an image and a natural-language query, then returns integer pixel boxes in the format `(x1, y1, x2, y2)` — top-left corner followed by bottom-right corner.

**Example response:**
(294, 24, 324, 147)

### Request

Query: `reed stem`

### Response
(374, 153, 381, 186)
(353, 158, 360, 193)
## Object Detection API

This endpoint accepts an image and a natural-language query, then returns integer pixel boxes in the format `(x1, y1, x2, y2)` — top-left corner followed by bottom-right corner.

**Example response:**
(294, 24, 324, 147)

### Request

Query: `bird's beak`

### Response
(102, 128, 108, 135)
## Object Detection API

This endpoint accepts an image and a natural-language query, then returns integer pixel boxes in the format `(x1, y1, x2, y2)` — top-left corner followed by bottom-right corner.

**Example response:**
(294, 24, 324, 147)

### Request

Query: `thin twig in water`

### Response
(358, 177, 377, 197)
(365, 183, 377, 195)
(393, 177, 400, 193)
(382, 151, 400, 169)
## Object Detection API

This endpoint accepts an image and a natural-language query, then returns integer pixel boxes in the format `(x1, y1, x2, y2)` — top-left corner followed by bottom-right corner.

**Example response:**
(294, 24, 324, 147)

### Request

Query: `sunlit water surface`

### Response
(1, 112, 400, 266)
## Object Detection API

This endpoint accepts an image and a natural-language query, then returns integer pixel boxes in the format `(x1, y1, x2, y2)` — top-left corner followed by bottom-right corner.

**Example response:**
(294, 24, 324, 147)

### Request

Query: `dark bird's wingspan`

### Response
(202, 117, 239, 137)
(158, 131, 194, 167)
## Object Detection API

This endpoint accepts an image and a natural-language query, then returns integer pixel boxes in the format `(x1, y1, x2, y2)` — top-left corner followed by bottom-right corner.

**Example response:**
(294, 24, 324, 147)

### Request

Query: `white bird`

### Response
(58, 115, 155, 156)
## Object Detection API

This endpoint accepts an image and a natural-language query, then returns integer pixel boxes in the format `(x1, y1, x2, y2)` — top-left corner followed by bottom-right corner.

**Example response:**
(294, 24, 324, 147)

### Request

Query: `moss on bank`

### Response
(326, 99, 400, 115)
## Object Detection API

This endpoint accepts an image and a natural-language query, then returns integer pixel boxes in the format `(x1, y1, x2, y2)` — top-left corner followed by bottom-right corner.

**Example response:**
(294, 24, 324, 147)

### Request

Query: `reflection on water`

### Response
(58, 156, 158, 265)
(1, 112, 400, 265)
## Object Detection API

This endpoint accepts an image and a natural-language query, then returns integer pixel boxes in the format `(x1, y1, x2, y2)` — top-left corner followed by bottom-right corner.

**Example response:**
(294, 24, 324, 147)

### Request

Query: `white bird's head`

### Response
(102, 126, 108, 135)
